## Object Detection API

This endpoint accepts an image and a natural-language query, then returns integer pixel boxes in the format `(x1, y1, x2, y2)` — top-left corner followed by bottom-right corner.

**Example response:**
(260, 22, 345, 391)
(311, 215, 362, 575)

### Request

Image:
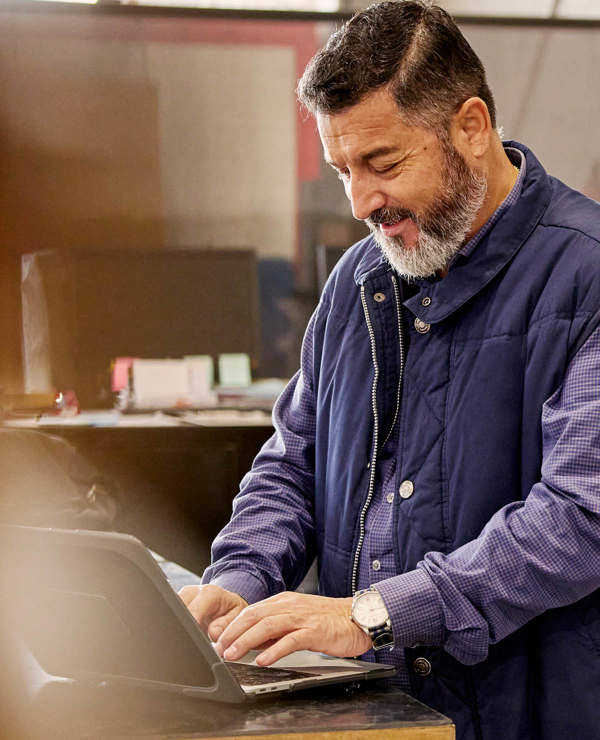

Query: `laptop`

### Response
(1, 525, 395, 702)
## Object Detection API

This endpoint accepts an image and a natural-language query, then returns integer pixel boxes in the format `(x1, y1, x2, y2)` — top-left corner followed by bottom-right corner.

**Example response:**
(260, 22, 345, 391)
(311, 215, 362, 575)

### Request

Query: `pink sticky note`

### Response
(111, 357, 137, 392)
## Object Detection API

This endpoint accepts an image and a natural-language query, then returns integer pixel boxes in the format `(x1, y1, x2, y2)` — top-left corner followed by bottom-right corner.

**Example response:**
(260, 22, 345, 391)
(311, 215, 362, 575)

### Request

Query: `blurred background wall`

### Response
(0, 2, 598, 393)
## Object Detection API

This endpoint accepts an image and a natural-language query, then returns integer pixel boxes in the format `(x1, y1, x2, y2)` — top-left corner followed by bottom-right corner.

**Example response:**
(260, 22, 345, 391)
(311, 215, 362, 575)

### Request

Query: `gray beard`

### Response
(367, 148, 488, 280)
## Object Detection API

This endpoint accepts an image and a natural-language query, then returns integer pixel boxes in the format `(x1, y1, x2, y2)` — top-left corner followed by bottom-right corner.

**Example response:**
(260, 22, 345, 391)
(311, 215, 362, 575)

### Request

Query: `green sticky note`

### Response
(218, 353, 251, 388)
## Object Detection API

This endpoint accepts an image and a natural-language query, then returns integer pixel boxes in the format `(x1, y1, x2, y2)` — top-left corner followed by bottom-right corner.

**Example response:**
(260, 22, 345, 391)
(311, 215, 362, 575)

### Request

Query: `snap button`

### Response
(414, 318, 430, 334)
(386, 491, 395, 504)
(413, 657, 432, 676)
(373, 292, 386, 303)
(421, 296, 432, 307)
(372, 559, 381, 571)
(399, 480, 414, 499)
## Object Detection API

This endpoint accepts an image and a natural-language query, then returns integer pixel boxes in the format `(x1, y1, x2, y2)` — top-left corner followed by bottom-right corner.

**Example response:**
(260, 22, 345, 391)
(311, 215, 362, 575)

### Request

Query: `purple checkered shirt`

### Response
(207, 147, 600, 687)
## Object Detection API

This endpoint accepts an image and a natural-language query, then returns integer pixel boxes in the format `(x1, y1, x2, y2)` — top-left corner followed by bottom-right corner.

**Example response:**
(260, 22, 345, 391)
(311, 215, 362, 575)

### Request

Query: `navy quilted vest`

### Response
(312, 142, 600, 740)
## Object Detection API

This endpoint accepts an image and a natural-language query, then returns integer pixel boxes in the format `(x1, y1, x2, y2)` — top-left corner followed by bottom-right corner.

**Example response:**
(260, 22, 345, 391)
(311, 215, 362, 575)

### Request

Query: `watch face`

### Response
(353, 590, 388, 629)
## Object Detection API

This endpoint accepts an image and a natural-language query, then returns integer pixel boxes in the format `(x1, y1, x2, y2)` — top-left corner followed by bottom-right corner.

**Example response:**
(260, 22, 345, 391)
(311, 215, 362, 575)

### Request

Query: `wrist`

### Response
(350, 586, 394, 651)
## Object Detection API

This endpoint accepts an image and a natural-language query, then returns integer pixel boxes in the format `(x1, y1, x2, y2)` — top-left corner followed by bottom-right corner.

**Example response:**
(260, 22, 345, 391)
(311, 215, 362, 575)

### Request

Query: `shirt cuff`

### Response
(204, 570, 268, 606)
(374, 568, 445, 648)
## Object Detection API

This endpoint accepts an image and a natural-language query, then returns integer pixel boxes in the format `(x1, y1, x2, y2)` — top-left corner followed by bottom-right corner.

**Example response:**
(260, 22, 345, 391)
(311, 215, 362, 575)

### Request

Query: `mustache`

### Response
(367, 206, 418, 226)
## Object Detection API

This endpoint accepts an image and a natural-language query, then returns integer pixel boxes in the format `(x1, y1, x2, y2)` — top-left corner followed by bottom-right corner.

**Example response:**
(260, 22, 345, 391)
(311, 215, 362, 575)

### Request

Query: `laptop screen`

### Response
(10, 540, 215, 688)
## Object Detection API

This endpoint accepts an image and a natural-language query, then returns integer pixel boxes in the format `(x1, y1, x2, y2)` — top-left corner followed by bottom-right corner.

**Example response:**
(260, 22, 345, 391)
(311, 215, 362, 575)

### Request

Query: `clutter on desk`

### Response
(0, 391, 79, 419)
(215, 377, 286, 411)
(111, 354, 285, 412)
(112, 355, 215, 410)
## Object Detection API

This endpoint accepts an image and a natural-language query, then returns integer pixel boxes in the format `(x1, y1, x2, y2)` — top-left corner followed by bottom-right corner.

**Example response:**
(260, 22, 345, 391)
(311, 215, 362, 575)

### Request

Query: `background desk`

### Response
(4, 411, 274, 573)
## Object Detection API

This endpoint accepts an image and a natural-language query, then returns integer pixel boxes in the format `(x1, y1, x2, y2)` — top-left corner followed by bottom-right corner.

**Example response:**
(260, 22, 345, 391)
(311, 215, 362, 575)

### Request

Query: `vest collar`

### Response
(353, 236, 389, 285)
(353, 141, 553, 323)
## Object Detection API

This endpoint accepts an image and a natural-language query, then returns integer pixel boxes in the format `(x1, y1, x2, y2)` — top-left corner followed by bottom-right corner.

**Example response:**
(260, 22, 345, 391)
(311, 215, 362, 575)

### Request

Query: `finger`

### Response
(178, 584, 201, 606)
(186, 590, 224, 630)
(255, 629, 310, 666)
(216, 593, 316, 653)
(216, 602, 271, 651)
(188, 601, 215, 630)
(220, 614, 295, 661)
(207, 606, 245, 642)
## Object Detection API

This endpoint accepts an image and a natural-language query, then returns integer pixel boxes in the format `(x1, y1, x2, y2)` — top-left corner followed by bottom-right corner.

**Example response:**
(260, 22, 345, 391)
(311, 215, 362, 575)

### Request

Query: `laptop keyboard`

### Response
(226, 661, 316, 686)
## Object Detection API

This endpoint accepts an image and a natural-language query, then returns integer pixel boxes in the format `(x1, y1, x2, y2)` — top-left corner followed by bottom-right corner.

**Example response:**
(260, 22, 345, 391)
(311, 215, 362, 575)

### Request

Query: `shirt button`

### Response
(412, 657, 432, 676)
(421, 296, 432, 307)
(386, 491, 395, 504)
(399, 480, 414, 499)
(414, 318, 431, 334)
(372, 559, 381, 571)
(373, 292, 386, 303)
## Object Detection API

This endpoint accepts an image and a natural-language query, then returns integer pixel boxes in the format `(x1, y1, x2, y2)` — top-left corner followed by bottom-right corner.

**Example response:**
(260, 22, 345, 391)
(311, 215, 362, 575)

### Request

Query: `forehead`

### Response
(316, 88, 437, 164)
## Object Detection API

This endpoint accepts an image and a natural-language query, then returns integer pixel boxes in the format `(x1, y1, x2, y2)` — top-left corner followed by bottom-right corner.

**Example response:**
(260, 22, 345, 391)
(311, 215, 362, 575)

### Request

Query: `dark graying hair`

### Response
(297, 0, 496, 132)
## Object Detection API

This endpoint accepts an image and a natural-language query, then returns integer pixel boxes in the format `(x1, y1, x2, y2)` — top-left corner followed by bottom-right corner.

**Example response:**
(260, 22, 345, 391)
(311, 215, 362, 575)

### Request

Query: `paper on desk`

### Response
(174, 409, 271, 426)
(3, 411, 122, 427)
(132, 359, 189, 408)
(184, 355, 215, 405)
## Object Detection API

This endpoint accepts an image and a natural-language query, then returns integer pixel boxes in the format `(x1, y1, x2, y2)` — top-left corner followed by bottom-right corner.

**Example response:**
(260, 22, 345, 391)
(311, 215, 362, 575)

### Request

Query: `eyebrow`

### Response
(325, 146, 404, 169)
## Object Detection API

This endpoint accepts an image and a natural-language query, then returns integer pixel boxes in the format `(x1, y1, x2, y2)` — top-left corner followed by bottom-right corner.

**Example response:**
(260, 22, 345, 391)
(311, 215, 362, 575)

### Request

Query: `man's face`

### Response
(317, 89, 487, 279)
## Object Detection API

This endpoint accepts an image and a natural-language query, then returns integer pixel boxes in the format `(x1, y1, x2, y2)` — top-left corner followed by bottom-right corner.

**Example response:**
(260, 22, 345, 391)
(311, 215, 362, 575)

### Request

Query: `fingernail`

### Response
(255, 652, 269, 666)
(224, 645, 239, 660)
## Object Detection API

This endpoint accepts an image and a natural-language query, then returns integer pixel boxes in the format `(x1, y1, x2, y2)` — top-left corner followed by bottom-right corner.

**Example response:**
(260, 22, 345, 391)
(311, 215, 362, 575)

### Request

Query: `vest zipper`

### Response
(351, 275, 405, 595)
(351, 284, 381, 595)
(381, 274, 405, 448)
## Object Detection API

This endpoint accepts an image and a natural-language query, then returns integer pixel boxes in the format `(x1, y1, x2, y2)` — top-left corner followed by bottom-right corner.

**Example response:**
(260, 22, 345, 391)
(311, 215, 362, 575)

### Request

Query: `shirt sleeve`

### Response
(374, 325, 600, 663)
(201, 303, 323, 603)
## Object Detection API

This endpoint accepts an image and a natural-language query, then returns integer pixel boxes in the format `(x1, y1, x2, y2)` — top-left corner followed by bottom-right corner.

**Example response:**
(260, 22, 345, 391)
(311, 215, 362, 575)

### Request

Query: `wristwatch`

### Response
(350, 586, 394, 651)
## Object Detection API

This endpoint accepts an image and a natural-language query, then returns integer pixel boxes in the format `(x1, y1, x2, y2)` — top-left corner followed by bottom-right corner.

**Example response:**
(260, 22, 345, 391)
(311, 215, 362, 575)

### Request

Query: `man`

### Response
(181, 3, 600, 738)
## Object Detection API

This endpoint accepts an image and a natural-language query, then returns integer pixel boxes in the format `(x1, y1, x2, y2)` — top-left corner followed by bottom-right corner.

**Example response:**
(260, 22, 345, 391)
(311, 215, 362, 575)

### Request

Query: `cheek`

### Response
(388, 174, 436, 211)
(415, 179, 447, 217)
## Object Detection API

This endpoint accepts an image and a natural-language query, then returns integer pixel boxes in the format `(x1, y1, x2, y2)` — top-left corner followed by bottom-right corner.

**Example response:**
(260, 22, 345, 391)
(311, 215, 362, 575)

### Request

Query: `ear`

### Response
(450, 97, 492, 160)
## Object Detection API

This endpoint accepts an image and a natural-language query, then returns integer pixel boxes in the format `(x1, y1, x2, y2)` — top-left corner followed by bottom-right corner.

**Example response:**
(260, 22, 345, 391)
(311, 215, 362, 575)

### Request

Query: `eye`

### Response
(372, 162, 398, 175)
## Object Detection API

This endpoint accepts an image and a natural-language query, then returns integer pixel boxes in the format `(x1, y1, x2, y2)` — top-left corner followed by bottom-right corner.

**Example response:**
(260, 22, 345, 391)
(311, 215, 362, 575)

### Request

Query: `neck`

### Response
(436, 142, 517, 280)
(465, 142, 517, 242)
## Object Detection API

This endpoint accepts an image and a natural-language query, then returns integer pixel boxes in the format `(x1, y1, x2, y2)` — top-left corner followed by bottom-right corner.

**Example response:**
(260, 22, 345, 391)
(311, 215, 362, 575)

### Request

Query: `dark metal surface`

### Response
(9, 677, 453, 738)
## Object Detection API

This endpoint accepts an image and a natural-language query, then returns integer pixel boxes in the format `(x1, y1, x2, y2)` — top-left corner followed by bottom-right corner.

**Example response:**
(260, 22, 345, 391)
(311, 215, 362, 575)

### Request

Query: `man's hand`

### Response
(213, 591, 372, 666)
(178, 583, 248, 642)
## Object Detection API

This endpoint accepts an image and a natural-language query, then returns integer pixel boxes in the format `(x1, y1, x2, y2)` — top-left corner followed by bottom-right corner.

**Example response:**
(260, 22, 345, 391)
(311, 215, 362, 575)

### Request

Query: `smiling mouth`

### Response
(379, 218, 410, 237)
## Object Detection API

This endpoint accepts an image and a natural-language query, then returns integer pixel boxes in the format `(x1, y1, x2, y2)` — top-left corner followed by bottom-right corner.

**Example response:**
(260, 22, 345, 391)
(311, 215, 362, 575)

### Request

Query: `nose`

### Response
(347, 174, 386, 221)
